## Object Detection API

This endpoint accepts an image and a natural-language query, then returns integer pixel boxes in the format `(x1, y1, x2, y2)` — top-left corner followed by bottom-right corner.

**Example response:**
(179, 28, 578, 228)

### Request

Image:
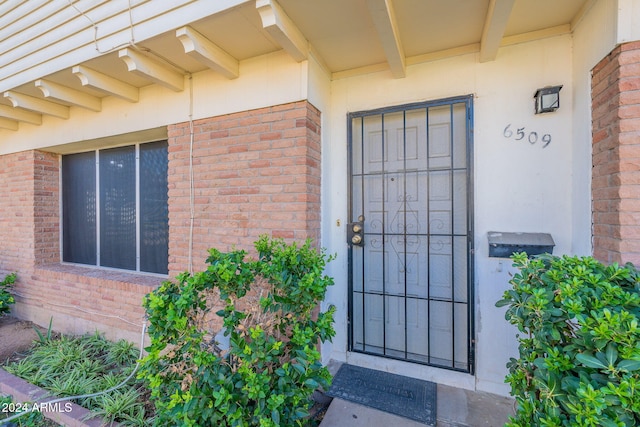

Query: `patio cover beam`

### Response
(0, 104, 42, 125)
(480, 0, 516, 62)
(0, 117, 18, 131)
(177, 26, 239, 79)
(4, 91, 69, 119)
(118, 48, 184, 92)
(256, 0, 308, 62)
(72, 65, 139, 103)
(365, 0, 406, 78)
(35, 79, 102, 112)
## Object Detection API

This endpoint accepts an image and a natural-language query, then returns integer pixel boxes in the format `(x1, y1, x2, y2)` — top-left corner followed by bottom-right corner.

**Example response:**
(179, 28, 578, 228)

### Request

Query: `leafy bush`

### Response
(140, 236, 336, 427)
(0, 273, 16, 317)
(496, 253, 640, 427)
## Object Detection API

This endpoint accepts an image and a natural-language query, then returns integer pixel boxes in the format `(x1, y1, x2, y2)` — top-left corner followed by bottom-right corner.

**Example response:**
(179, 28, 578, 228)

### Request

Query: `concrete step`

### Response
(319, 384, 515, 427)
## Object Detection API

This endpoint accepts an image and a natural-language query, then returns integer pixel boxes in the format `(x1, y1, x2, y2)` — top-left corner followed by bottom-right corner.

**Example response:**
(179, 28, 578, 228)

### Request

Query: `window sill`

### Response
(34, 263, 167, 289)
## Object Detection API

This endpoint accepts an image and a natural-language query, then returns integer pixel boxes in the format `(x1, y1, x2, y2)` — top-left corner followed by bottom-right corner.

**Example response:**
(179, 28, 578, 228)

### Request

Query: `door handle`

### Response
(347, 215, 365, 247)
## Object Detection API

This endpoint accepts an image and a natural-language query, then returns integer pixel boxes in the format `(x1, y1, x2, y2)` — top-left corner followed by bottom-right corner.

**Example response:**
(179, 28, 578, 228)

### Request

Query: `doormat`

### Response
(326, 364, 437, 425)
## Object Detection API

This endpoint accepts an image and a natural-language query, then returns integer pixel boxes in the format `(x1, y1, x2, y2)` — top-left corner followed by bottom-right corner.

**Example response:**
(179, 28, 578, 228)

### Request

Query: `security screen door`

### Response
(348, 96, 474, 373)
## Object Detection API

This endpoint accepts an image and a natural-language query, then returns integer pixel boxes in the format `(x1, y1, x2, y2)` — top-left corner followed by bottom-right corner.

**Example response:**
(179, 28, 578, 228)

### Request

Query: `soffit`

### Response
(505, 0, 589, 36)
(43, 1, 279, 83)
(276, 0, 386, 72)
(0, 0, 592, 85)
(393, 1, 489, 57)
(0, 0, 592, 132)
(274, 0, 589, 71)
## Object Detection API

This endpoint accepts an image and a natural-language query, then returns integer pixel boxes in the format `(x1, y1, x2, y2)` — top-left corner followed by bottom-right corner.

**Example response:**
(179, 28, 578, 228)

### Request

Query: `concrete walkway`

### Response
(319, 383, 515, 427)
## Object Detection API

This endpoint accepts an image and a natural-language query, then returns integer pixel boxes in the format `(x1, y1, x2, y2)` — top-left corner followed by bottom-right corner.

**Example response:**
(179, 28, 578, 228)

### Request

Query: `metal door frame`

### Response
(346, 95, 475, 374)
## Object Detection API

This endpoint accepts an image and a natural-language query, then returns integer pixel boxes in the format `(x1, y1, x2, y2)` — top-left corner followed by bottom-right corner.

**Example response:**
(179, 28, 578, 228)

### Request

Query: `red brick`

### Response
(592, 73, 618, 99)
(619, 89, 640, 106)
(619, 61, 640, 79)
(592, 128, 610, 144)
(617, 105, 640, 119)
(620, 41, 640, 52)
(228, 144, 249, 153)
(239, 116, 261, 127)
(620, 117, 640, 132)
(618, 131, 640, 145)
(259, 131, 283, 141)
(616, 171, 640, 184)
(261, 112, 284, 122)
(167, 100, 322, 273)
(593, 42, 640, 264)
(619, 77, 640, 92)
(618, 144, 640, 159)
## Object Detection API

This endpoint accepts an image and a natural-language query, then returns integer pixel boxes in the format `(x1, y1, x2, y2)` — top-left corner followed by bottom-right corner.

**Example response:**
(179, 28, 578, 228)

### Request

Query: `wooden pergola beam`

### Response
(176, 26, 239, 79)
(365, 0, 406, 78)
(256, 0, 308, 62)
(35, 79, 101, 112)
(72, 65, 139, 103)
(0, 117, 18, 131)
(4, 91, 69, 119)
(0, 104, 42, 125)
(480, 0, 516, 62)
(119, 48, 184, 92)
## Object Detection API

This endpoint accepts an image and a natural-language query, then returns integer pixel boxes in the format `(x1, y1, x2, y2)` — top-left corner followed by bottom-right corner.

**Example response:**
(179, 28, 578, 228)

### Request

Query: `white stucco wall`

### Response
(306, 53, 340, 364)
(321, 34, 575, 395)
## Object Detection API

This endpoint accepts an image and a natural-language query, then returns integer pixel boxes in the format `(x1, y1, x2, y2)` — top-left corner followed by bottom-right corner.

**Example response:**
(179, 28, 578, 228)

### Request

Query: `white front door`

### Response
(348, 97, 474, 373)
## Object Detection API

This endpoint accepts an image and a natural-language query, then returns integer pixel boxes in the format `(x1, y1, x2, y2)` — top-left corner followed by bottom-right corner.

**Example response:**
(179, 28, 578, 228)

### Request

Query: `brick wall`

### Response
(0, 150, 60, 271)
(0, 100, 322, 341)
(20, 265, 157, 343)
(0, 149, 153, 342)
(167, 100, 322, 275)
(592, 41, 640, 265)
(33, 151, 60, 265)
(0, 151, 38, 272)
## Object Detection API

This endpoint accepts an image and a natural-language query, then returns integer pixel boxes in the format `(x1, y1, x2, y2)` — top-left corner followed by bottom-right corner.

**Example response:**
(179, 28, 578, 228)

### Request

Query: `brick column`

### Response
(167, 100, 322, 275)
(0, 150, 58, 272)
(592, 41, 640, 265)
(33, 151, 60, 265)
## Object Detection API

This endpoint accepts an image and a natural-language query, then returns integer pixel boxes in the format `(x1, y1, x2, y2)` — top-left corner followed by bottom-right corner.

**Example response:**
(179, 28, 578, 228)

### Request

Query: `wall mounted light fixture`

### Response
(534, 85, 562, 114)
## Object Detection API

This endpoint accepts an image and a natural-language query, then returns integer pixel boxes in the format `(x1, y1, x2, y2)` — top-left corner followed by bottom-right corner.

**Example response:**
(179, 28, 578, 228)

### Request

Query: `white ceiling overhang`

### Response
(0, 0, 592, 132)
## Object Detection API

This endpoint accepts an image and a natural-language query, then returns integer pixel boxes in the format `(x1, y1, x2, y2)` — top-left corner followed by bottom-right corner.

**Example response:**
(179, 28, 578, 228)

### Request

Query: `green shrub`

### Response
(139, 236, 336, 427)
(0, 273, 16, 317)
(496, 253, 640, 427)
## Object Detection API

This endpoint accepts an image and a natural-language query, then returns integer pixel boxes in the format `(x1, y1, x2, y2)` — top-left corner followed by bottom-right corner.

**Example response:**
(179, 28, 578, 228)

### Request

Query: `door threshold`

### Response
(344, 352, 475, 391)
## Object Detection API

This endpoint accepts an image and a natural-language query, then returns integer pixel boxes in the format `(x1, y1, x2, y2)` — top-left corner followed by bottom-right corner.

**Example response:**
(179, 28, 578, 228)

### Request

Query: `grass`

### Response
(3, 332, 152, 426)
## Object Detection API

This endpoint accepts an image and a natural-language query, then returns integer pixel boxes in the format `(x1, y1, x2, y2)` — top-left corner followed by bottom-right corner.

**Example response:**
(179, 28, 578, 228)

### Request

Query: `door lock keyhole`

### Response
(347, 216, 365, 247)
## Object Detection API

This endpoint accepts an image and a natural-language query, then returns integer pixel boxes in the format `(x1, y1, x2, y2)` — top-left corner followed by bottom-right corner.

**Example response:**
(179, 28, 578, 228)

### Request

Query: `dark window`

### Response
(62, 140, 168, 274)
(62, 151, 97, 266)
(140, 142, 169, 274)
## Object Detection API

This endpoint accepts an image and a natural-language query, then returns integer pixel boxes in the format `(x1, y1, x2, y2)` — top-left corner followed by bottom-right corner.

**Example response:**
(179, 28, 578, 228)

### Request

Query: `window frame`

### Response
(60, 140, 169, 276)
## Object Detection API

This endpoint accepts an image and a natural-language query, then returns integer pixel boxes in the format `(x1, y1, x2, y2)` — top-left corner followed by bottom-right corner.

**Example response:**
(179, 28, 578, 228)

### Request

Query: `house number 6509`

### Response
(503, 124, 552, 148)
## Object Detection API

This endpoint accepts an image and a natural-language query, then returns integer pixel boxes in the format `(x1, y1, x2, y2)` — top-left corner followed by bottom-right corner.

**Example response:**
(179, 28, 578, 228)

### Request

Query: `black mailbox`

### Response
(488, 231, 555, 258)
